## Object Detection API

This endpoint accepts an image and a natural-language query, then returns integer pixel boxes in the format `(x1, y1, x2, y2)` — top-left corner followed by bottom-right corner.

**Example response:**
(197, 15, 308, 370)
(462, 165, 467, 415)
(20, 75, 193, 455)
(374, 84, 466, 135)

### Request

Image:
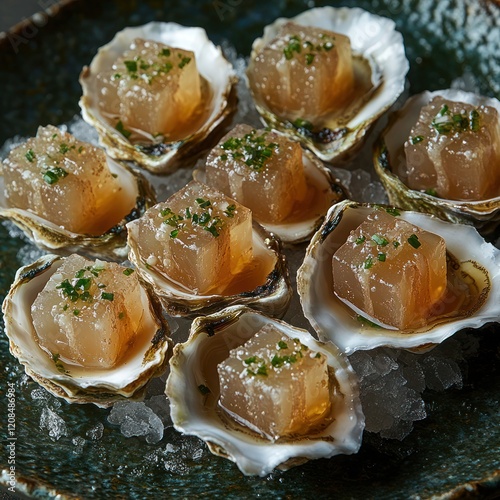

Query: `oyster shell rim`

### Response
(373, 88, 500, 233)
(246, 6, 409, 163)
(166, 305, 364, 476)
(79, 21, 238, 174)
(1, 254, 172, 407)
(297, 199, 500, 354)
(126, 219, 292, 318)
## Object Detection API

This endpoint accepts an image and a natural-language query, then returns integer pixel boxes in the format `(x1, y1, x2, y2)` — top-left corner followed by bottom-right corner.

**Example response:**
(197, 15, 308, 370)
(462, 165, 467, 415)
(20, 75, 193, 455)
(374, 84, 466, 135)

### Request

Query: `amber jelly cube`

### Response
(217, 323, 331, 440)
(31, 255, 144, 369)
(247, 22, 354, 121)
(99, 39, 201, 140)
(404, 97, 500, 200)
(3, 125, 121, 235)
(130, 181, 252, 295)
(332, 210, 447, 330)
(205, 124, 307, 223)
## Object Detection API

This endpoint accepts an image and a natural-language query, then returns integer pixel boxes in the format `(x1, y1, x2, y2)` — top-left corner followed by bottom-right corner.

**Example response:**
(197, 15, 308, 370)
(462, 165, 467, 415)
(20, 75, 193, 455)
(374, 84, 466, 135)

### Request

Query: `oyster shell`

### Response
(2, 254, 171, 407)
(297, 200, 500, 353)
(166, 306, 364, 476)
(0, 126, 156, 259)
(197, 124, 347, 244)
(246, 7, 409, 163)
(79, 22, 237, 174)
(374, 89, 500, 234)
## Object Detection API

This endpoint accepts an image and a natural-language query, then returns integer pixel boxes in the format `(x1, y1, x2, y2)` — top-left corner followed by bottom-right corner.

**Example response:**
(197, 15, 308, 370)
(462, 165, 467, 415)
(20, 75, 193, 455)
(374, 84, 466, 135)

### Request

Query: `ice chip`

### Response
(108, 401, 164, 444)
(40, 407, 68, 441)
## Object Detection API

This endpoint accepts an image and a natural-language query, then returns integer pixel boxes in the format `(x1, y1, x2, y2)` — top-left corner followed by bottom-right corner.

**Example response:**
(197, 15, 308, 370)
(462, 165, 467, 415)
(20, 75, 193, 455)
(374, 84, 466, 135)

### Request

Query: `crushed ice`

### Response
(350, 332, 478, 439)
(107, 401, 164, 444)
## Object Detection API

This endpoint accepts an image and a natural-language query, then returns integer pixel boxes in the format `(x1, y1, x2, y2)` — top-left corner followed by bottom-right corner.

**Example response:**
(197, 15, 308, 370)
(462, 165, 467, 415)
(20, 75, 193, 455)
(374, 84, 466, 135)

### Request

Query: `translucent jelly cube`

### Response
(247, 22, 354, 121)
(218, 323, 331, 440)
(404, 97, 500, 200)
(205, 124, 307, 223)
(332, 210, 447, 330)
(31, 254, 144, 369)
(131, 180, 252, 295)
(3, 125, 122, 235)
(97, 38, 201, 140)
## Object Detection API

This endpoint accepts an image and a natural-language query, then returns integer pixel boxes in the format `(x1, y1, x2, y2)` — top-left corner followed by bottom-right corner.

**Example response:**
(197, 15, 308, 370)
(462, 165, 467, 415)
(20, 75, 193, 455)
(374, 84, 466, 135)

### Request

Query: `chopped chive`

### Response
(115, 120, 132, 139)
(25, 149, 36, 162)
(385, 207, 400, 216)
(357, 315, 382, 329)
(363, 255, 373, 269)
(355, 236, 366, 245)
(425, 188, 438, 196)
(305, 53, 315, 65)
(73, 309, 80, 316)
(101, 292, 114, 301)
(393, 241, 400, 248)
(43, 167, 68, 185)
(378, 252, 386, 262)
(196, 198, 211, 209)
(123, 268, 134, 276)
(407, 234, 421, 249)
(411, 135, 424, 144)
(244, 356, 257, 365)
(224, 204, 236, 218)
(124, 60, 137, 73)
(170, 229, 179, 239)
(278, 340, 288, 350)
(469, 109, 480, 132)
(371, 234, 389, 246)
(293, 118, 314, 131)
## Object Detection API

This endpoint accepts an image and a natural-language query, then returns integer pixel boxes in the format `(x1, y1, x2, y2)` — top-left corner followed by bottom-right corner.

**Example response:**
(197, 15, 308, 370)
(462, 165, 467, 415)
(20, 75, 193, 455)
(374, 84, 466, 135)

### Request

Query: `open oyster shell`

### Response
(246, 7, 409, 163)
(195, 147, 347, 244)
(297, 200, 500, 354)
(0, 155, 156, 259)
(2, 254, 171, 407)
(79, 22, 237, 174)
(166, 306, 364, 476)
(127, 220, 291, 318)
(373, 89, 500, 234)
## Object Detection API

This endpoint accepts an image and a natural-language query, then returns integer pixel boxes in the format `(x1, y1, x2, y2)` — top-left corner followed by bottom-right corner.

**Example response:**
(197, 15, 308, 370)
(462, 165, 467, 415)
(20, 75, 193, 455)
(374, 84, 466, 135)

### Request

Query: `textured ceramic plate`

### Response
(1, 1, 500, 499)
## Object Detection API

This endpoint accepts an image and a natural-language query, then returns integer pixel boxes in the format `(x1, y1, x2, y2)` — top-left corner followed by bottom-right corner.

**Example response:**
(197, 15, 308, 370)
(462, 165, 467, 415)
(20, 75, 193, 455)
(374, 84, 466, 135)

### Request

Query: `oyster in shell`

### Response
(79, 22, 237, 174)
(200, 123, 346, 244)
(297, 200, 500, 353)
(374, 89, 500, 234)
(166, 306, 364, 476)
(2, 254, 171, 407)
(246, 7, 408, 163)
(127, 180, 292, 318)
(0, 125, 156, 259)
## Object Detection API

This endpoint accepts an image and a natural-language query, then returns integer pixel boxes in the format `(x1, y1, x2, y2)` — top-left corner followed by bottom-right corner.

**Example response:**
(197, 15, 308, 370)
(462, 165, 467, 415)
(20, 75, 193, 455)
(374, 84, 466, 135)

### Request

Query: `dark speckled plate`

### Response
(1, 1, 500, 498)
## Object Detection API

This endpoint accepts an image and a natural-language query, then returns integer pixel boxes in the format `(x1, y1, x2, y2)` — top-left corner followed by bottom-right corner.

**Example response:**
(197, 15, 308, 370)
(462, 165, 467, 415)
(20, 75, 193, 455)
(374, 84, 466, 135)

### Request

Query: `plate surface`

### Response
(1, 1, 500, 498)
